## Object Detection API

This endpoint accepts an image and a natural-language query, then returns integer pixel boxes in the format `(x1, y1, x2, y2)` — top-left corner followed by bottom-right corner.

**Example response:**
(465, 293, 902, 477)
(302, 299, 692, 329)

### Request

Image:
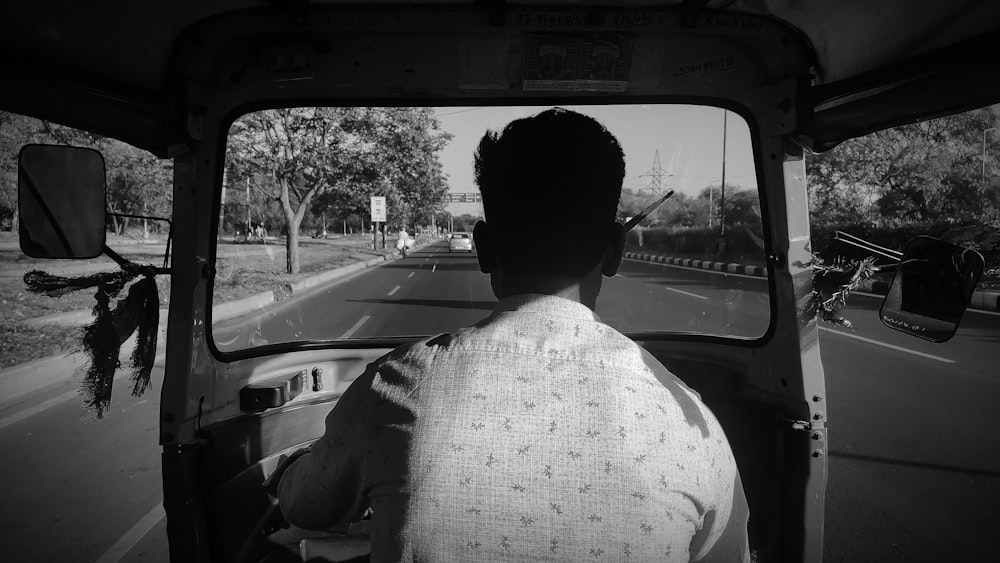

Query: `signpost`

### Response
(444, 193, 483, 203)
(371, 196, 386, 249)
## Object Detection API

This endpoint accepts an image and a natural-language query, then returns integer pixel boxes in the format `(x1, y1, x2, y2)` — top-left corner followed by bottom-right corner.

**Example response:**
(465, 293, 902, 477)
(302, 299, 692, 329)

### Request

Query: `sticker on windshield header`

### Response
(523, 34, 632, 92)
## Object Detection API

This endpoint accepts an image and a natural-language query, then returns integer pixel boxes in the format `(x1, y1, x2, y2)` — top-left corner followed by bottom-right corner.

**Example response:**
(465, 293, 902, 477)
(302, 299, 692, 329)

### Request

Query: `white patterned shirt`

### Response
(278, 293, 750, 561)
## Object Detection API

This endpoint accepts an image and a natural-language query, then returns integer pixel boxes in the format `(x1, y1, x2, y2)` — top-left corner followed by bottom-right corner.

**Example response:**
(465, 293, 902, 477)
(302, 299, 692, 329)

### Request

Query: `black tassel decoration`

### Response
(24, 269, 134, 298)
(24, 263, 161, 419)
(128, 276, 159, 397)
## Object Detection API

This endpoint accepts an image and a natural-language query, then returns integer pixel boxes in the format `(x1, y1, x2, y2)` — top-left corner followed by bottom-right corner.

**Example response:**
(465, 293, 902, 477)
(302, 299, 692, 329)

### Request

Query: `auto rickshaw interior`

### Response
(4, 2, 1000, 562)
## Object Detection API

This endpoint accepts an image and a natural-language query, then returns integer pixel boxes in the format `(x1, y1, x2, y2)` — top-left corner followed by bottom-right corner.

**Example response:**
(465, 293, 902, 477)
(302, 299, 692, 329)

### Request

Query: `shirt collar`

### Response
(493, 293, 600, 322)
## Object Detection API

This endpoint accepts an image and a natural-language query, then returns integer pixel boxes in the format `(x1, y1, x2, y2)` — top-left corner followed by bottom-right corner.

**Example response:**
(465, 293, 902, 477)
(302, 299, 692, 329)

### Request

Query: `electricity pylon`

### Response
(639, 150, 671, 197)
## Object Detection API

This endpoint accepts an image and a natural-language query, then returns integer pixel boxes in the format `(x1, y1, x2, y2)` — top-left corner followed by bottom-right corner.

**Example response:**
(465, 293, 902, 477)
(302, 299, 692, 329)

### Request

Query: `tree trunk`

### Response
(277, 176, 322, 274)
(286, 222, 300, 273)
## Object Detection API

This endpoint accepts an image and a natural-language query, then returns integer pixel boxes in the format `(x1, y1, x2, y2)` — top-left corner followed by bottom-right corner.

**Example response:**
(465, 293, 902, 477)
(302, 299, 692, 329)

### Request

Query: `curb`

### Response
(285, 238, 433, 295)
(623, 251, 767, 277)
(625, 251, 1000, 313)
(286, 255, 389, 295)
(0, 245, 414, 395)
(0, 313, 169, 409)
(0, 353, 87, 410)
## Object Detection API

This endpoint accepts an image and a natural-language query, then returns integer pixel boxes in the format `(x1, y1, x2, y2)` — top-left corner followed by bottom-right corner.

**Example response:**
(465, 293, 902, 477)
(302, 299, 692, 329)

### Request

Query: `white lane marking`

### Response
(408, 272, 415, 278)
(94, 502, 165, 563)
(818, 326, 956, 364)
(847, 291, 1000, 317)
(0, 352, 166, 430)
(432, 263, 437, 273)
(340, 315, 370, 338)
(388, 285, 401, 296)
(964, 307, 1000, 317)
(664, 287, 708, 300)
(623, 257, 765, 280)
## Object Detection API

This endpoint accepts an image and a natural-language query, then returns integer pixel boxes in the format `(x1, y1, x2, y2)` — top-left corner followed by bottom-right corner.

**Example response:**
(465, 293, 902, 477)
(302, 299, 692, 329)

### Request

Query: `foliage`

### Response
(807, 107, 1000, 227)
(226, 107, 451, 273)
(103, 140, 173, 236)
(0, 111, 173, 233)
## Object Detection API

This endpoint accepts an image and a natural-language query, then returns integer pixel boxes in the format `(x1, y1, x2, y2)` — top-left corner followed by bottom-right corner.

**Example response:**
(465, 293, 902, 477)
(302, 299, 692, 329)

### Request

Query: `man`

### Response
(275, 108, 750, 561)
(396, 226, 409, 258)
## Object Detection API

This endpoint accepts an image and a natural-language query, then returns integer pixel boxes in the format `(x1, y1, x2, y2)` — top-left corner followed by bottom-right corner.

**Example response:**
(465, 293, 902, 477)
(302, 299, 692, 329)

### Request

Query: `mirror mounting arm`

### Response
(830, 230, 902, 263)
(107, 212, 173, 269)
(103, 245, 172, 275)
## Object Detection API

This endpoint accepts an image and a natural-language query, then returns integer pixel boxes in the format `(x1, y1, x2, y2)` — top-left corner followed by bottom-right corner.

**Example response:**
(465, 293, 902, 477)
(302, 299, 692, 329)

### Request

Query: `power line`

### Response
(435, 107, 490, 118)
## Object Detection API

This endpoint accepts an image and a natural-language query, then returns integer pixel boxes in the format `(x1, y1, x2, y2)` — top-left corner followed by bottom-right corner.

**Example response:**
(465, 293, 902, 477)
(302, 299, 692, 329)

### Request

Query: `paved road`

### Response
(820, 296, 1000, 562)
(1, 240, 997, 562)
(213, 242, 769, 349)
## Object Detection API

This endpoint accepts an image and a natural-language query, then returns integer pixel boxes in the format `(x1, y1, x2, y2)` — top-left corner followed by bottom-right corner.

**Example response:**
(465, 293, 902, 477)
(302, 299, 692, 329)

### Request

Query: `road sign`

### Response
(370, 196, 386, 222)
(445, 192, 483, 203)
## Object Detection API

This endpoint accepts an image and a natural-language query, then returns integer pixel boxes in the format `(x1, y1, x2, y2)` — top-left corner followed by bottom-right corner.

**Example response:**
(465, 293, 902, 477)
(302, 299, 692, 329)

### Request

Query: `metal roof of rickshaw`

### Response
(2, 0, 998, 153)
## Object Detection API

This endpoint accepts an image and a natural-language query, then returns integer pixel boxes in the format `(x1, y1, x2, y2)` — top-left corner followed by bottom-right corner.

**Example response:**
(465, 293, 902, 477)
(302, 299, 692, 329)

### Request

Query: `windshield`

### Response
(212, 104, 768, 352)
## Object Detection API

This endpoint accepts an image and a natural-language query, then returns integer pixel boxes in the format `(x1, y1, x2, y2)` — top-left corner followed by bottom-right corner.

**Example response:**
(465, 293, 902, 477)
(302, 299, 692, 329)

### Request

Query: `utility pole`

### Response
(984, 126, 995, 213)
(720, 110, 728, 238)
(708, 185, 713, 228)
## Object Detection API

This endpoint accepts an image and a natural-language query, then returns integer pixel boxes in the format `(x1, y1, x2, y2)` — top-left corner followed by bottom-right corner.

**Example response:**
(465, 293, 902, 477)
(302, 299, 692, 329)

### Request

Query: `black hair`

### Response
(473, 108, 625, 275)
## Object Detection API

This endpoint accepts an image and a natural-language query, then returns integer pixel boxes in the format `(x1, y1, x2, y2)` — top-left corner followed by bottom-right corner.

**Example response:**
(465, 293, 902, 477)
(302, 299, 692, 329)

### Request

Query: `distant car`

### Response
(449, 232, 473, 252)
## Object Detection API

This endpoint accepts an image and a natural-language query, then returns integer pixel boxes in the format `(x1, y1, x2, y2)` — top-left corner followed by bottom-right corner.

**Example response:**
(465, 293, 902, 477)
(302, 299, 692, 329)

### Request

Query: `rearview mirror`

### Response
(18, 144, 107, 259)
(879, 236, 984, 343)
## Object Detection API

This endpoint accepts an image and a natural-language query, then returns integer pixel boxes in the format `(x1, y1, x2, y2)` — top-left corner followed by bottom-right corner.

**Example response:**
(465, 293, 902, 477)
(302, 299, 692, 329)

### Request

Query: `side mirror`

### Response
(879, 236, 985, 343)
(18, 144, 107, 259)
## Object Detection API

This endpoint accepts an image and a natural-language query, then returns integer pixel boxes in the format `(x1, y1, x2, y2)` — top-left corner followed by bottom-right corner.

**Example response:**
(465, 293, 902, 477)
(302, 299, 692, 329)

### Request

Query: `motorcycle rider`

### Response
(396, 226, 409, 258)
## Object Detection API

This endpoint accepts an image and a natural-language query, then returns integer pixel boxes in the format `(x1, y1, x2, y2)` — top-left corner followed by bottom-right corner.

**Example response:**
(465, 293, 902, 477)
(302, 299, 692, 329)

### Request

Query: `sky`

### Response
(434, 104, 758, 216)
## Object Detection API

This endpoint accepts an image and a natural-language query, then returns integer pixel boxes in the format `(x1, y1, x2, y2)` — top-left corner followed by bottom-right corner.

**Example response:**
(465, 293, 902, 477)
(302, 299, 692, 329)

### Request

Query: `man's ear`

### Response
(473, 220, 494, 274)
(601, 222, 627, 277)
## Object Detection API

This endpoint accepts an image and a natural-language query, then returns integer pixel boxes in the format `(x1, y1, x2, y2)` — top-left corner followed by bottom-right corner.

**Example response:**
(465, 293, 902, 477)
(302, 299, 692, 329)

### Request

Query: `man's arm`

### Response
(276, 368, 377, 530)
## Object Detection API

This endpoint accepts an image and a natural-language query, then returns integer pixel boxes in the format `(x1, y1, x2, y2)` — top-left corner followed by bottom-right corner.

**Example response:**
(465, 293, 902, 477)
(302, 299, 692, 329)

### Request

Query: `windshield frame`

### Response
(206, 96, 777, 363)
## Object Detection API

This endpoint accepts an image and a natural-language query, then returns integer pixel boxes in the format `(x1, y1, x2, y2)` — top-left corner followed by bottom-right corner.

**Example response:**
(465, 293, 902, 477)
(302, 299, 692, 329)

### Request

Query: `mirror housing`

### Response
(879, 236, 984, 343)
(18, 144, 107, 259)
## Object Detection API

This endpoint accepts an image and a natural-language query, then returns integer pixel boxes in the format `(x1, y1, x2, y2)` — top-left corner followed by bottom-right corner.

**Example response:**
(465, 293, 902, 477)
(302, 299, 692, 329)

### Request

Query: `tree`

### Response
(1, 112, 171, 233)
(722, 187, 761, 227)
(696, 183, 745, 228)
(806, 107, 999, 227)
(0, 112, 40, 230)
(227, 107, 452, 273)
(102, 139, 173, 236)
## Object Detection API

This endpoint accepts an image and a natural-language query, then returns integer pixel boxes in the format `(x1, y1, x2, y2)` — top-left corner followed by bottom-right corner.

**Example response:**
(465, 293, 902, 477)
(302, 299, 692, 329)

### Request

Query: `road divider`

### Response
(625, 250, 999, 312)
(624, 251, 767, 277)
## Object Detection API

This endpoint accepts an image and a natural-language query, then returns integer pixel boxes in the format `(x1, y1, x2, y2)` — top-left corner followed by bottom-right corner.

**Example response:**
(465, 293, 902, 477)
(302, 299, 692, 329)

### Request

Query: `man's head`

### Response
(473, 108, 626, 286)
